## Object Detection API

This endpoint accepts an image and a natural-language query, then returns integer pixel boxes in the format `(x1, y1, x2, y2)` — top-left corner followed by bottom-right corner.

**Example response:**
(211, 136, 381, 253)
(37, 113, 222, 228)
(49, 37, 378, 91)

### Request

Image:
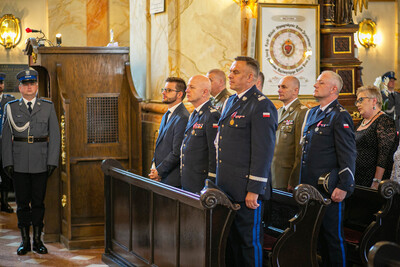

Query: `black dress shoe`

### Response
(33, 226, 48, 254)
(17, 227, 31, 255)
(32, 240, 48, 254)
(17, 241, 31, 255)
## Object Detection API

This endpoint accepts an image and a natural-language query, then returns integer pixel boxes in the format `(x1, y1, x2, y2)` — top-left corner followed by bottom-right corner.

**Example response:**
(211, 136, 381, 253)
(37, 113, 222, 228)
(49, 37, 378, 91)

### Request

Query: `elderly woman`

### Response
(355, 85, 397, 189)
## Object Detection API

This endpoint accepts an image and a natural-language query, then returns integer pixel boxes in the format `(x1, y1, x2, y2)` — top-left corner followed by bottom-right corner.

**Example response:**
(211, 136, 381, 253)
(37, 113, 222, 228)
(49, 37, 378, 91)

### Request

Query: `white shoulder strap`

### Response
(6, 104, 30, 133)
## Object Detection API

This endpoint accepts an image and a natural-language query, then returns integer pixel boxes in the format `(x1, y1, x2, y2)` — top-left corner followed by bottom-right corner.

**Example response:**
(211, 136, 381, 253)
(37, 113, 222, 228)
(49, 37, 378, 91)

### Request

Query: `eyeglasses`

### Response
(161, 88, 178, 93)
(355, 97, 374, 105)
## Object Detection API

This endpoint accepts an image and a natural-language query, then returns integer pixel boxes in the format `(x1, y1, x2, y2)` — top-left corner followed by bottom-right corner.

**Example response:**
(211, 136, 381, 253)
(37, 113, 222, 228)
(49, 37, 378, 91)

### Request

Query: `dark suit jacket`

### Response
(300, 99, 356, 196)
(181, 100, 220, 193)
(271, 99, 308, 188)
(153, 102, 189, 187)
(216, 86, 277, 201)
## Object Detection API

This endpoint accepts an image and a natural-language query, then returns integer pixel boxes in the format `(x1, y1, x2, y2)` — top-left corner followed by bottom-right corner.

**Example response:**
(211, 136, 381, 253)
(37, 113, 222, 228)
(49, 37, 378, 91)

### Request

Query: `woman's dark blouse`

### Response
(355, 114, 397, 187)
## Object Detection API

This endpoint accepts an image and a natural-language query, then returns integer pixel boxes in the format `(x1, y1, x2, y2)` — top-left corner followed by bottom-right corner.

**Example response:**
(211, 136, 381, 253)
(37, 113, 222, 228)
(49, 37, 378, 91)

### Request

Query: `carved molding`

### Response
(200, 180, 240, 210)
(294, 184, 331, 206)
(379, 180, 400, 200)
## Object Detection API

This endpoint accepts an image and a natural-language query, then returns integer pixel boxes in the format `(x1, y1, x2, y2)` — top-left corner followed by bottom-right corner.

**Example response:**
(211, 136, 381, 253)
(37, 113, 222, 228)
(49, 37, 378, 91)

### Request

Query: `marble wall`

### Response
(0, 0, 129, 65)
(0, 0, 48, 64)
(130, 0, 320, 100)
(130, 0, 241, 100)
(353, 2, 397, 88)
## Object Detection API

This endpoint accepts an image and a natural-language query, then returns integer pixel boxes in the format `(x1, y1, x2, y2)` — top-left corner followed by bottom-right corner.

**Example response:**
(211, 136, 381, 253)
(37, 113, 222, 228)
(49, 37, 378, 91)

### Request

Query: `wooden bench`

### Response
(368, 241, 400, 267)
(263, 184, 331, 267)
(344, 180, 400, 266)
(101, 159, 240, 267)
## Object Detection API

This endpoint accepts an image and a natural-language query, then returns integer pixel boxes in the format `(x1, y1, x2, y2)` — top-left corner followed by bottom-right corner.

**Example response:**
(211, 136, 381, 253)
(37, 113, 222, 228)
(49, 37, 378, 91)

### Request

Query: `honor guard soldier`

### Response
(2, 69, 60, 255)
(181, 75, 220, 193)
(271, 76, 307, 191)
(216, 56, 277, 267)
(0, 72, 15, 213)
(381, 71, 400, 131)
(300, 71, 356, 266)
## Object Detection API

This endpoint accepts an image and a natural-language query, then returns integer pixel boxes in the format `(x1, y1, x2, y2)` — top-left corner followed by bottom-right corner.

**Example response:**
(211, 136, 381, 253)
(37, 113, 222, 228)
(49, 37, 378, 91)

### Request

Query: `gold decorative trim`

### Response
(321, 28, 358, 34)
(321, 63, 361, 68)
(61, 194, 67, 208)
(60, 115, 66, 165)
(333, 36, 352, 54)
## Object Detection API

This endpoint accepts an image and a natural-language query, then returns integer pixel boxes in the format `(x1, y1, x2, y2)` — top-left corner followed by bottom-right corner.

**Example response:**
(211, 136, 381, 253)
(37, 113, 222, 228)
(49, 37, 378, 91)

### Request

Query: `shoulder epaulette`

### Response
(39, 99, 53, 104)
(300, 105, 307, 110)
(8, 99, 19, 105)
(257, 95, 266, 101)
(209, 106, 217, 113)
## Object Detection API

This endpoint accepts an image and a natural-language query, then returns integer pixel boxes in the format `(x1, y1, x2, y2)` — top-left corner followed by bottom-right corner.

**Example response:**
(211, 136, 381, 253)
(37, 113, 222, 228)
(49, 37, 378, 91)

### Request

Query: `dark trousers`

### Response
(13, 172, 48, 229)
(319, 201, 347, 267)
(226, 201, 264, 267)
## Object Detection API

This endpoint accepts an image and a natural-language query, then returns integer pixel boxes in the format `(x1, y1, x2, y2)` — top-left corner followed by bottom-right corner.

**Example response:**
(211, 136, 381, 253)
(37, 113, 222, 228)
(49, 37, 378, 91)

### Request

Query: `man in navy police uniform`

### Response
(300, 70, 356, 266)
(0, 72, 15, 213)
(2, 69, 60, 255)
(181, 75, 220, 193)
(216, 56, 277, 267)
(149, 77, 189, 187)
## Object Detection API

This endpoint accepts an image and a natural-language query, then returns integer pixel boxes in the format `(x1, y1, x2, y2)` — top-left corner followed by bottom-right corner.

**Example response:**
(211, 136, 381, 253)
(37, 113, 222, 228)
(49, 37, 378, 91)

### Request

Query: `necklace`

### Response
(360, 111, 381, 127)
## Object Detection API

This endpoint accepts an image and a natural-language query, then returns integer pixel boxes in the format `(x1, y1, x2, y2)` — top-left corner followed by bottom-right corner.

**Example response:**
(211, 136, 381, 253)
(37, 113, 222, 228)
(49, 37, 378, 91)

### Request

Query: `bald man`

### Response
(271, 76, 308, 192)
(300, 70, 356, 266)
(207, 69, 231, 112)
(180, 75, 220, 193)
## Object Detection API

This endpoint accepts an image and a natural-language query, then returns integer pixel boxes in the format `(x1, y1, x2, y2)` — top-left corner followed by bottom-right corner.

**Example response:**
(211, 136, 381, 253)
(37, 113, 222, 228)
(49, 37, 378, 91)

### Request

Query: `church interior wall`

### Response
(0, 0, 48, 64)
(353, 1, 397, 88)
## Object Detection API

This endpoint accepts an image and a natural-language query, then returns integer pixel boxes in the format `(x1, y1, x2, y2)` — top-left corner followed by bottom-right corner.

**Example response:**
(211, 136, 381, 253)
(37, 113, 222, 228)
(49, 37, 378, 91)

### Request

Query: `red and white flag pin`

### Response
(343, 124, 349, 128)
(212, 123, 218, 128)
(263, 112, 270, 118)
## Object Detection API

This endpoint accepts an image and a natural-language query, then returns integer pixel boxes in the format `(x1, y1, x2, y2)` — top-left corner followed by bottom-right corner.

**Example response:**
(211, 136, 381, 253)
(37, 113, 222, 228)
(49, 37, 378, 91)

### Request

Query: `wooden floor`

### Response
(0, 202, 106, 267)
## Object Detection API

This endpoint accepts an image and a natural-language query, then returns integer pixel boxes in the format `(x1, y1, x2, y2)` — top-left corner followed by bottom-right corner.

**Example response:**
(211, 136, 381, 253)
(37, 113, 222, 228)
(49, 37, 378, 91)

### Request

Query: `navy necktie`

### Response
(189, 110, 198, 126)
(27, 102, 32, 114)
(315, 108, 323, 118)
(161, 110, 171, 129)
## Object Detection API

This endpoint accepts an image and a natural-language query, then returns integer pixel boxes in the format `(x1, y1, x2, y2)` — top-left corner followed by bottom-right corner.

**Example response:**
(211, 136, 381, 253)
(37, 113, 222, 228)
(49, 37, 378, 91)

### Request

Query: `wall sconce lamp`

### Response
(358, 18, 377, 48)
(0, 14, 22, 49)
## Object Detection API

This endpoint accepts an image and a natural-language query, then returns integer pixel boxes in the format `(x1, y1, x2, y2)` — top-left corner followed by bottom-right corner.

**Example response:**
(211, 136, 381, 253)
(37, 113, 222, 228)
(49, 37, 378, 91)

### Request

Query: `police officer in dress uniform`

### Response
(216, 56, 277, 267)
(381, 71, 400, 131)
(2, 69, 60, 255)
(0, 73, 15, 213)
(271, 76, 308, 191)
(300, 71, 356, 266)
(180, 75, 220, 193)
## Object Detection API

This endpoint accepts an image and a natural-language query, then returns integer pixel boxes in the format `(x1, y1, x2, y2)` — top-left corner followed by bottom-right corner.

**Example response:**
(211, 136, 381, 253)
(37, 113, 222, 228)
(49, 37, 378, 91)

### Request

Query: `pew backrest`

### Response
(267, 184, 331, 267)
(101, 159, 239, 267)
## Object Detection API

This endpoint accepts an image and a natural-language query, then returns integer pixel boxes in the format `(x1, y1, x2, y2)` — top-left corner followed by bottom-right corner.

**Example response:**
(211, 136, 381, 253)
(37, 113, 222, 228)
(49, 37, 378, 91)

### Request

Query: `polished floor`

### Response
(0, 202, 106, 267)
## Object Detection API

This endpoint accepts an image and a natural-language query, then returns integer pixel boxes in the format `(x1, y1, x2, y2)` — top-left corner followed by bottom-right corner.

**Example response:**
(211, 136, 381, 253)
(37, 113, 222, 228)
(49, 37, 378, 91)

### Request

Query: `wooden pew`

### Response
(264, 184, 331, 267)
(368, 241, 400, 267)
(101, 159, 240, 267)
(344, 180, 400, 266)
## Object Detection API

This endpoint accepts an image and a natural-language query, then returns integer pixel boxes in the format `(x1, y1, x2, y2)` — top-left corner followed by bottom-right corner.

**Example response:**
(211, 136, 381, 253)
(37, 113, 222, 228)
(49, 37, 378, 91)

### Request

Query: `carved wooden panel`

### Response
(333, 36, 351, 54)
(337, 69, 354, 94)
